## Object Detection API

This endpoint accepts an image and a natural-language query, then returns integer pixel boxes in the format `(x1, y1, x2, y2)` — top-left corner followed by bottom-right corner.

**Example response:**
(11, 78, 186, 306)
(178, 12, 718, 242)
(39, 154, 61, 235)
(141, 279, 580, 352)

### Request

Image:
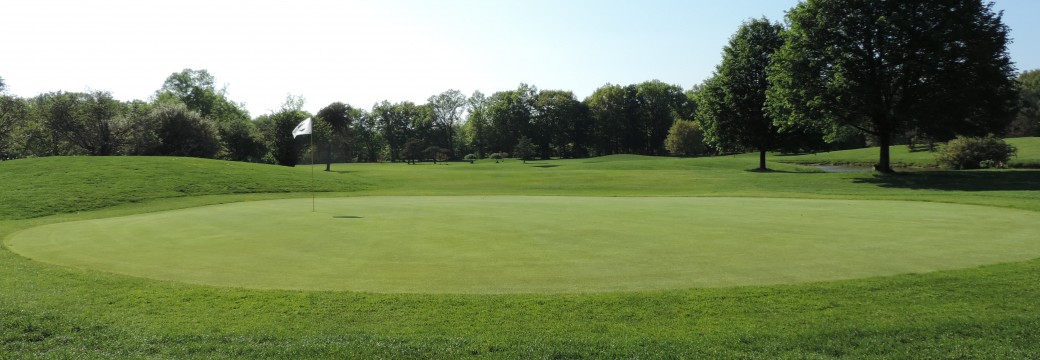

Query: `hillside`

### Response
(0, 156, 372, 220)
(777, 137, 1040, 168)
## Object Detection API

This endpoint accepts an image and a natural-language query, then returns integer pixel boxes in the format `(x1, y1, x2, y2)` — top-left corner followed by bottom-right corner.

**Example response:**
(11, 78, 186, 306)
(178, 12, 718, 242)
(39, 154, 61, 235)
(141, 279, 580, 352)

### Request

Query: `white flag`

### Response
(292, 118, 312, 138)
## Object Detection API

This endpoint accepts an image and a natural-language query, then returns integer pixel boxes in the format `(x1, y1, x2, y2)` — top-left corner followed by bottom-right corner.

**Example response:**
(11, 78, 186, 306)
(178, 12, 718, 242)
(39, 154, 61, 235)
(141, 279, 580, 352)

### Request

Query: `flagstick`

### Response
(310, 132, 315, 212)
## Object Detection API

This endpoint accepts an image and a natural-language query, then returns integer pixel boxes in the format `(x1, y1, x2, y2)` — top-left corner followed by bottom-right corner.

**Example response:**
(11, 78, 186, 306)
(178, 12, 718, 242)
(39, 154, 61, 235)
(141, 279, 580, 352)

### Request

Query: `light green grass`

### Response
(777, 136, 1040, 168)
(9, 196, 1040, 293)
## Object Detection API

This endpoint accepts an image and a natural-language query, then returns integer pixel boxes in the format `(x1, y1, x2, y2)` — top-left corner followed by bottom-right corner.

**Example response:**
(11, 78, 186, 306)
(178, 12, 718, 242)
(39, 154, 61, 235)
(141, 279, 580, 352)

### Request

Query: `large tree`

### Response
(532, 90, 585, 159)
(372, 101, 428, 162)
(1007, 69, 1040, 137)
(484, 84, 537, 154)
(156, 69, 262, 162)
(586, 84, 639, 155)
(634, 80, 688, 156)
(150, 103, 222, 158)
(428, 89, 467, 158)
(768, 0, 1018, 173)
(38, 91, 124, 156)
(697, 18, 785, 170)
(315, 102, 354, 171)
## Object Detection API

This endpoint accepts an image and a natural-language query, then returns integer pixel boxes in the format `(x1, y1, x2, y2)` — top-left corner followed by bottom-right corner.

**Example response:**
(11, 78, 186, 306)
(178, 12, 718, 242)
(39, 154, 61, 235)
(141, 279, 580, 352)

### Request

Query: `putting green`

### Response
(7, 196, 1040, 293)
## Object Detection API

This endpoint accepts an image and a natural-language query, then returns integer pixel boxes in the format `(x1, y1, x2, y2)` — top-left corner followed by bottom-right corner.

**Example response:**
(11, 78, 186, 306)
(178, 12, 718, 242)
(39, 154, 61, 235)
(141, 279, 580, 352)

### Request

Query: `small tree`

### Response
(513, 136, 534, 163)
(665, 120, 706, 157)
(936, 136, 1017, 169)
(400, 138, 425, 164)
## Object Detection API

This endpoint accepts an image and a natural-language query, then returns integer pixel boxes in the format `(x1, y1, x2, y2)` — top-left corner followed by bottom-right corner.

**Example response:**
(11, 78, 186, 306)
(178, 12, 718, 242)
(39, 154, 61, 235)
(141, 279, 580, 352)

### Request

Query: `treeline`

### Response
(2, 1, 1039, 168)
(0, 70, 706, 165)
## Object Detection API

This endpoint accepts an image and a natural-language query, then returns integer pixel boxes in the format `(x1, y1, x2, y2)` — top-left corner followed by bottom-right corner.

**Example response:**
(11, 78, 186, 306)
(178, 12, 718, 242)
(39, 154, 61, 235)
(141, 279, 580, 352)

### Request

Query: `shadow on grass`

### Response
(852, 170, 1040, 191)
(743, 168, 809, 174)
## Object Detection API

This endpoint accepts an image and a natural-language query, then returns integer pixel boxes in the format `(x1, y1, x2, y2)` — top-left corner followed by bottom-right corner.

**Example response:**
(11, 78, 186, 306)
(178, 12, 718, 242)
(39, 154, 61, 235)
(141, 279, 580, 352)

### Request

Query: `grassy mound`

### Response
(777, 136, 1040, 168)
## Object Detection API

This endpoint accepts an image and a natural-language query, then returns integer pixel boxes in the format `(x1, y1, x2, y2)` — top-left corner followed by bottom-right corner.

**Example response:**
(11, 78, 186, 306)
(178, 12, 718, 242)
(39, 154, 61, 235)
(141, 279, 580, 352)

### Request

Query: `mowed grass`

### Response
(777, 136, 1040, 168)
(1, 151, 1040, 357)
(9, 196, 1040, 293)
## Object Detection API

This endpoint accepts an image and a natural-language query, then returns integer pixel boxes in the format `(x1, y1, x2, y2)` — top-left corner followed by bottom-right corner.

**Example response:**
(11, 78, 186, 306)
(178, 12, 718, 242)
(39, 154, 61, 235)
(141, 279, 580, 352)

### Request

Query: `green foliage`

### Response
(399, 138, 425, 164)
(532, 90, 588, 159)
(488, 152, 503, 163)
(428, 89, 467, 158)
(0, 94, 27, 160)
(315, 102, 359, 167)
(36, 91, 125, 156)
(586, 81, 689, 156)
(373, 101, 427, 162)
(664, 120, 705, 157)
(512, 136, 534, 163)
(256, 110, 309, 167)
(217, 119, 266, 162)
(1007, 69, 1040, 137)
(149, 103, 221, 158)
(697, 18, 785, 170)
(936, 136, 1018, 170)
(768, 0, 1018, 172)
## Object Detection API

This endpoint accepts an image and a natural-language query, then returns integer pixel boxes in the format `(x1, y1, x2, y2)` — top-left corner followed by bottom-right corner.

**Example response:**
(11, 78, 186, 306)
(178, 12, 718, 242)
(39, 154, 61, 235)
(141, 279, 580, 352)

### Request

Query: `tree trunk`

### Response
(325, 142, 332, 172)
(759, 150, 767, 171)
(876, 132, 894, 173)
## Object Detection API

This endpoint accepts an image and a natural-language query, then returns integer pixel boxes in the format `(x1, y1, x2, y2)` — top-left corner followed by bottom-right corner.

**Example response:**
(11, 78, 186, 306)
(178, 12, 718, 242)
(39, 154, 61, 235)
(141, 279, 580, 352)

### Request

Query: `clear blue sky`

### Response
(2, 0, 1038, 117)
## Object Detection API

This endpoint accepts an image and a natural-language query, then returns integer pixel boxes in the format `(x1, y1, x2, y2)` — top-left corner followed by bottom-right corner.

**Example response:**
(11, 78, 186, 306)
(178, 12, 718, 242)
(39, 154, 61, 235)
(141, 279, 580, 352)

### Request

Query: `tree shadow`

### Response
(851, 170, 1040, 191)
(743, 168, 808, 174)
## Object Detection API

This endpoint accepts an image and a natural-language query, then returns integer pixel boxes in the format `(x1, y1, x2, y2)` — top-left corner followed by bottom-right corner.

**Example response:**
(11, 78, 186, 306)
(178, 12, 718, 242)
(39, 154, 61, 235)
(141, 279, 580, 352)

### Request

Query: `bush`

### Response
(935, 135, 1017, 169)
(665, 120, 706, 157)
(489, 153, 502, 163)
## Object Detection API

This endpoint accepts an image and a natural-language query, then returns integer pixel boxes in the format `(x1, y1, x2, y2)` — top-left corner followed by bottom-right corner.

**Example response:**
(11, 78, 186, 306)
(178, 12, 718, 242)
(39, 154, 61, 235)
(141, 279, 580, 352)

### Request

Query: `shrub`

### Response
(489, 153, 502, 163)
(935, 135, 1017, 169)
(665, 120, 706, 157)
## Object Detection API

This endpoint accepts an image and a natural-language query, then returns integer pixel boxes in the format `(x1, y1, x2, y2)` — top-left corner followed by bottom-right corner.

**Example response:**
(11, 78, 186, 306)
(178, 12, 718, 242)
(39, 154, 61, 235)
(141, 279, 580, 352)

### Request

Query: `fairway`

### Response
(9, 196, 1040, 294)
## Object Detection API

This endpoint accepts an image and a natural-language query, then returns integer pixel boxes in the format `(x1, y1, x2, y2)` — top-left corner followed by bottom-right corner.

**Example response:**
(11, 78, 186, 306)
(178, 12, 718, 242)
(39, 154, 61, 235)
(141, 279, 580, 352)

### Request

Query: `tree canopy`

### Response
(697, 18, 785, 170)
(767, 0, 1018, 172)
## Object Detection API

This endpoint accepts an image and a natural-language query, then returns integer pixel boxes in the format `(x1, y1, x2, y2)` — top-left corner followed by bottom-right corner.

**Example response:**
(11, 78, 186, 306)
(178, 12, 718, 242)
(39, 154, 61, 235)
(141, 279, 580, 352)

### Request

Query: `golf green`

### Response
(7, 196, 1040, 294)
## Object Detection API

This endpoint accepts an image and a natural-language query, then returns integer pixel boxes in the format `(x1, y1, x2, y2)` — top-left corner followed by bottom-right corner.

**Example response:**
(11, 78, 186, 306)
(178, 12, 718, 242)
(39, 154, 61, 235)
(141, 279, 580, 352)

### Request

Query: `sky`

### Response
(3, 0, 1039, 117)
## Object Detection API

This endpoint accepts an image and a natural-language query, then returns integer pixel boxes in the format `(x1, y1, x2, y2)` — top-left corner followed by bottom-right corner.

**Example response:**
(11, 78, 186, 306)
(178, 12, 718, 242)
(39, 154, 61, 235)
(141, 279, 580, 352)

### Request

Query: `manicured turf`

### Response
(10, 196, 1040, 293)
(2, 149, 1040, 358)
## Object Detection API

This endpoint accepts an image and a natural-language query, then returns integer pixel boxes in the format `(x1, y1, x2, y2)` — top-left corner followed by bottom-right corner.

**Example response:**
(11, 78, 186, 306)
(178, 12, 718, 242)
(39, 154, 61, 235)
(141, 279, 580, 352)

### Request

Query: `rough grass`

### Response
(777, 136, 1040, 168)
(2, 153, 1040, 358)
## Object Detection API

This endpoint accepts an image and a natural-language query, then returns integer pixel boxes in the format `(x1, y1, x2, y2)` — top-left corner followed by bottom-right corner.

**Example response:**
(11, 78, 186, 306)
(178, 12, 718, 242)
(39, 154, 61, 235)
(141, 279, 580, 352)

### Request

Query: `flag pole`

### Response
(310, 129, 315, 212)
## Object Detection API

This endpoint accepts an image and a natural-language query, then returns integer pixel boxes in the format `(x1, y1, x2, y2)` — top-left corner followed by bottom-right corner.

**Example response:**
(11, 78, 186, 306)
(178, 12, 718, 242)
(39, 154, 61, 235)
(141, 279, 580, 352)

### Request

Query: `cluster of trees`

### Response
(2, 0, 1037, 171)
(0, 70, 267, 162)
(0, 71, 698, 166)
(697, 0, 1023, 172)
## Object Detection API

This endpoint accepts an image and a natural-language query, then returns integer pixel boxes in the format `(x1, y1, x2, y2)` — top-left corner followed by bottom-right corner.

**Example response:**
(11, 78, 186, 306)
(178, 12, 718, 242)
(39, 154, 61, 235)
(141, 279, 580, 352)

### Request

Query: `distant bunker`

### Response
(8, 196, 1040, 294)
